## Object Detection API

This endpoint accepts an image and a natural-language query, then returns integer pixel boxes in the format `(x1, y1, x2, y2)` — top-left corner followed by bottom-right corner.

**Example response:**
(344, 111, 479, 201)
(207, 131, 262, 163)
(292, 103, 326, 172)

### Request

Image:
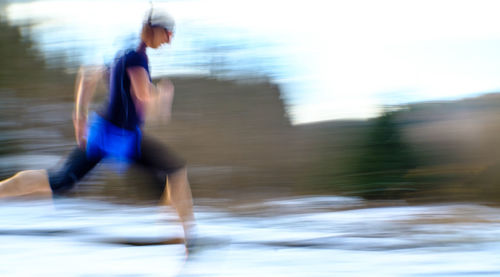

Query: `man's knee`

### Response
(169, 166, 187, 180)
(48, 169, 77, 193)
(48, 147, 100, 194)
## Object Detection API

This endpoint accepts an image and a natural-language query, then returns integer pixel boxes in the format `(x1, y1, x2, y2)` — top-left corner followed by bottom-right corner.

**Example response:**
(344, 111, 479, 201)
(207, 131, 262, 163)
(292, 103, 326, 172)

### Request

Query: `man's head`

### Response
(141, 9, 175, 49)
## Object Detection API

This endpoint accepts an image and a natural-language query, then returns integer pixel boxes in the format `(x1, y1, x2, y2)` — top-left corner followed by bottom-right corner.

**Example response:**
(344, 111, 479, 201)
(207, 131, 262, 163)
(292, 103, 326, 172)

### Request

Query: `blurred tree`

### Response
(0, 18, 75, 100)
(351, 110, 418, 199)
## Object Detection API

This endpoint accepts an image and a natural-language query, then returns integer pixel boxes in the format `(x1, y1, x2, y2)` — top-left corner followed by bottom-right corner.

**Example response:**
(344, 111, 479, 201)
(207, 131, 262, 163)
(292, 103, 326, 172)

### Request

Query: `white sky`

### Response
(6, 0, 500, 124)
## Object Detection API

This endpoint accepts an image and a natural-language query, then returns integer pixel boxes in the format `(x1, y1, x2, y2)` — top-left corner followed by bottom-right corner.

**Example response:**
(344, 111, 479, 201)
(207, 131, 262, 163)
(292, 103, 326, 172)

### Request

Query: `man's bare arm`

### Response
(127, 66, 174, 123)
(73, 66, 103, 148)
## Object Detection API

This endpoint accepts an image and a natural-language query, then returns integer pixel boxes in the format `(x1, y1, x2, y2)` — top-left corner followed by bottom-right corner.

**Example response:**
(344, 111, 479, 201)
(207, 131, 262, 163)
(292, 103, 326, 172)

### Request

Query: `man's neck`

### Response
(137, 42, 147, 53)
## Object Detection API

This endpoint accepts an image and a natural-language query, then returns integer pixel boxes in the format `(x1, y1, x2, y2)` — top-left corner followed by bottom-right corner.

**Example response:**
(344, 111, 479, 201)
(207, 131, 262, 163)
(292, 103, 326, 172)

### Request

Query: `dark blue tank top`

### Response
(104, 50, 150, 130)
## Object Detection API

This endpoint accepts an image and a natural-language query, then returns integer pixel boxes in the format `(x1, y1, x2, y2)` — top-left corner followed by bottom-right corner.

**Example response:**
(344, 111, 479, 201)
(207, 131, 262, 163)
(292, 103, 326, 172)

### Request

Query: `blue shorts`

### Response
(48, 115, 186, 193)
(86, 113, 142, 161)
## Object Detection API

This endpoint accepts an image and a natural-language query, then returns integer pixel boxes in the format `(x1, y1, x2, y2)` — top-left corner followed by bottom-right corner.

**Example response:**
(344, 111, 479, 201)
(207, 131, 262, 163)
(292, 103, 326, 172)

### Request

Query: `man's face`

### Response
(151, 27, 173, 49)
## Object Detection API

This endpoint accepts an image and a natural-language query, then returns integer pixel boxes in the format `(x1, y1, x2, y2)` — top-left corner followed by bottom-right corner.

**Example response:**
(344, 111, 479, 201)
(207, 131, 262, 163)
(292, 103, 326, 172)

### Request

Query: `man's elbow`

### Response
(133, 89, 150, 104)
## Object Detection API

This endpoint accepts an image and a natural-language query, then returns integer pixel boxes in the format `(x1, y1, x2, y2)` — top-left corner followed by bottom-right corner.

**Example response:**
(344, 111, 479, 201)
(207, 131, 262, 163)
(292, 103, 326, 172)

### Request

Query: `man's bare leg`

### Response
(161, 167, 195, 246)
(0, 169, 52, 198)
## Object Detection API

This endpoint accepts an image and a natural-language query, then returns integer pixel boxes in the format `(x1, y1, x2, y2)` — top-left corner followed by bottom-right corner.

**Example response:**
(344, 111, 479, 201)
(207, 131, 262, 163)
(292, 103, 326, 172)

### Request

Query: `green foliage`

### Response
(350, 111, 418, 199)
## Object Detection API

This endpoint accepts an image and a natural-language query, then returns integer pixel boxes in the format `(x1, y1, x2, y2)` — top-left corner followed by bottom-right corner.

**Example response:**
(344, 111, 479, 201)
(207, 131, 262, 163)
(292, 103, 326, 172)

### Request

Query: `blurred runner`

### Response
(0, 9, 196, 253)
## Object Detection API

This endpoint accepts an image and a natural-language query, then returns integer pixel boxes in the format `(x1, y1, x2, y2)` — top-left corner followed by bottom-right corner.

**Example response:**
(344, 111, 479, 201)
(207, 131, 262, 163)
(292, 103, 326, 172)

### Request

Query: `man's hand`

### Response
(73, 113, 87, 149)
(146, 78, 175, 122)
(157, 78, 175, 95)
(156, 78, 175, 121)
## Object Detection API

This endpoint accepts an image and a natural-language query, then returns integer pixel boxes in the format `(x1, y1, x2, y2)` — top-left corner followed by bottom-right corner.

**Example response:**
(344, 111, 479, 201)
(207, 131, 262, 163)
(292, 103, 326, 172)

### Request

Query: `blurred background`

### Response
(2, 0, 500, 276)
(3, 0, 500, 203)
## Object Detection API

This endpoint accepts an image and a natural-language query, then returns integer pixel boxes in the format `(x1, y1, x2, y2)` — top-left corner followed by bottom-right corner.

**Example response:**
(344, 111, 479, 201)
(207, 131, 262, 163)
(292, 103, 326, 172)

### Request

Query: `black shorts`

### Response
(48, 135, 186, 193)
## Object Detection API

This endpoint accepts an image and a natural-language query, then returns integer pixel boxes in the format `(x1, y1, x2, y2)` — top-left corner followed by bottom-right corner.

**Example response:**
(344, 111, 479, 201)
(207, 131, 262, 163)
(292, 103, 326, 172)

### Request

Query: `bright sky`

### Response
(6, 0, 500, 124)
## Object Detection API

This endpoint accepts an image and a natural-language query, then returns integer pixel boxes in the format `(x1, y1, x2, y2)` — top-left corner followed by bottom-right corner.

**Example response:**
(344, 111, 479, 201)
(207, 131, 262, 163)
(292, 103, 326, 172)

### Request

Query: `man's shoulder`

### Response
(124, 50, 148, 67)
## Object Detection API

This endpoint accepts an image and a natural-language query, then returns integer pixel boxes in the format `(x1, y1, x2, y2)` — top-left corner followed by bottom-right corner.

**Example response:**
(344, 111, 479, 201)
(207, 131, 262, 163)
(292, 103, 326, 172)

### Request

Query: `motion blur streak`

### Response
(2, 0, 500, 276)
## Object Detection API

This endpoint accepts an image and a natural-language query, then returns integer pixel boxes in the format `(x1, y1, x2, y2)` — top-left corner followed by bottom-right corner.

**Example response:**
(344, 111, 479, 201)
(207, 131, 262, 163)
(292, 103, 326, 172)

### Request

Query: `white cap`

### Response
(146, 9, 175, 32)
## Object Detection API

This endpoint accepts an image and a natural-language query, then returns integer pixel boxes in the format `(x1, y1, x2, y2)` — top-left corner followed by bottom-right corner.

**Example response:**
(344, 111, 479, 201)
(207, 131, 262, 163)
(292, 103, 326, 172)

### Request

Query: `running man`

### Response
(0, 9, 195, 251)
